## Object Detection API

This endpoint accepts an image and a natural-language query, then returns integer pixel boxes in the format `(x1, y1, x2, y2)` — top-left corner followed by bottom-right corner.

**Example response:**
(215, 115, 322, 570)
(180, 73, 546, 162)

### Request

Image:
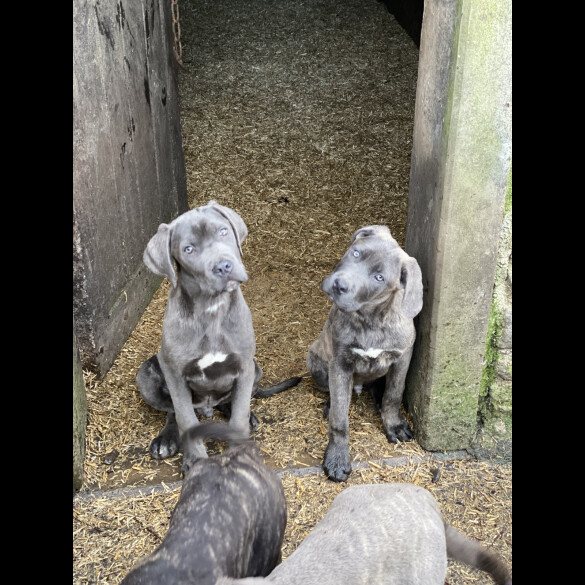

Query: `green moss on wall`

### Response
(476, 162, 512, 458)
(478, 304, 502, 421)
(505, 161, 512, 213)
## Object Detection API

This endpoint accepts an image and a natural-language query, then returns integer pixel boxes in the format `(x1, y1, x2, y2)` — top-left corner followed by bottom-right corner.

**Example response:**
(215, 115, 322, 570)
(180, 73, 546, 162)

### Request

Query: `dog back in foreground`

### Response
(121, 422, 287, 585)
(219, 483, 511, 585)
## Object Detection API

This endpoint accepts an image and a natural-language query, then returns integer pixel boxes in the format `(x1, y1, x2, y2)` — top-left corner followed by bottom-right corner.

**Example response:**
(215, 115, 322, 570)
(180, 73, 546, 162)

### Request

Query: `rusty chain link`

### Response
(171, 0, 182, 65)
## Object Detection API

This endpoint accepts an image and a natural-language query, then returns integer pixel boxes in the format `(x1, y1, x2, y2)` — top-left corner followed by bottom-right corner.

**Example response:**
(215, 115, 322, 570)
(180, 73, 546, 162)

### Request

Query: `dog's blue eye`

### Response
(184, 245, 195, 254)
(375, 273, 384, 282)
(218, 227, 228, 237)
(353, 250, 360, 258)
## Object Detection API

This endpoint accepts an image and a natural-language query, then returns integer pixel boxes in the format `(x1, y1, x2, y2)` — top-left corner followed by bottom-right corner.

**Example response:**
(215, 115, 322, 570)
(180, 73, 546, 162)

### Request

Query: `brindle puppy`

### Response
(218, 483, 512, 585)
(137, 201, 300, 472)
(307, 226, 423, 481)
(121, 422, 287, 585)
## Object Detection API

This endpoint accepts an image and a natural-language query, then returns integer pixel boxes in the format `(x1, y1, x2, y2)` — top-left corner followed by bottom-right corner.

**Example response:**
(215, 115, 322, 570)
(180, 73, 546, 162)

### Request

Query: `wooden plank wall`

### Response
(73, 0, 188, 375)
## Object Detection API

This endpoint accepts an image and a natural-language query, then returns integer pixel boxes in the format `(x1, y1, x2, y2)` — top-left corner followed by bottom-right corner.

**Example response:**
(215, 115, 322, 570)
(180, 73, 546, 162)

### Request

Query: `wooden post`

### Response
(73, 0, 188, 375)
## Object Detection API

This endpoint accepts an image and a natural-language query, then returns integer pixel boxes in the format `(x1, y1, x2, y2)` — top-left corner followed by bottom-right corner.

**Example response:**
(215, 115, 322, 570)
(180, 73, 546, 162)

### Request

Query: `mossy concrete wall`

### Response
(403, 0, 512, 453)
(476, 168, 512, 459)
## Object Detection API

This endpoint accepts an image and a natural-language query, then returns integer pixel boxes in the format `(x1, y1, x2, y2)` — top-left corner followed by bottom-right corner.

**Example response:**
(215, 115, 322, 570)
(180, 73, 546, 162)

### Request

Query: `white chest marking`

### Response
(198, 353, 227, 369)
(352, 348, 385, 359)
(205, 301, 225, 314)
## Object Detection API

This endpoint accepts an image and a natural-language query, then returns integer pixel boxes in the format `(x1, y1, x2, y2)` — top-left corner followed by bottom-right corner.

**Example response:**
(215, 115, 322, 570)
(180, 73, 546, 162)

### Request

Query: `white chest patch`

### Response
(352, 348, 385, 359)
(205, 301, 225, 314)
(198, 353, 228, 370)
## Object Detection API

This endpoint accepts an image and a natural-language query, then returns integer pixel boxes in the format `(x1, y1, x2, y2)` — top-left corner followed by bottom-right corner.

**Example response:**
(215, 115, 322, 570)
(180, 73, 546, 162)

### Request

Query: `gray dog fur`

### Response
(121, 422, 287, 585)
(137, 201, 300, 472)
(218, 483, 512, 585)
(306, 226, 423, 481)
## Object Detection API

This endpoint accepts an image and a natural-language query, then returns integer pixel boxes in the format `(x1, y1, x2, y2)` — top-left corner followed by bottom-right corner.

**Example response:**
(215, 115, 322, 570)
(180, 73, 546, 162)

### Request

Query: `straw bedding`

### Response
(74, 460, 511, 585)
(73, 1, 511, 583)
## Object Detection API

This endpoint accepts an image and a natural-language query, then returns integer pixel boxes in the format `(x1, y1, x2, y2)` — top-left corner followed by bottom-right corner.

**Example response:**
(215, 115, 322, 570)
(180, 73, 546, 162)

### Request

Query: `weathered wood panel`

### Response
(73, 0, 188, 375)
(73, 321, 87, 493)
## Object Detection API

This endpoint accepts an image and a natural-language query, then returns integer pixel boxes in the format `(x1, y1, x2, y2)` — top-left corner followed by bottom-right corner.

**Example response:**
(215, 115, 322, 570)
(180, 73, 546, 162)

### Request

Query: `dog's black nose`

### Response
(213, 260, 233, 276)
(333, 278, 348, 294)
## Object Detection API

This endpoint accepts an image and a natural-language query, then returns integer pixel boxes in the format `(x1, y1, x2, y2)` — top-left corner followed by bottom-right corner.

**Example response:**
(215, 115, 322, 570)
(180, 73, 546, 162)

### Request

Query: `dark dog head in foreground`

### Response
(137, 200, 300, 471)
(121, 423, 287, 585)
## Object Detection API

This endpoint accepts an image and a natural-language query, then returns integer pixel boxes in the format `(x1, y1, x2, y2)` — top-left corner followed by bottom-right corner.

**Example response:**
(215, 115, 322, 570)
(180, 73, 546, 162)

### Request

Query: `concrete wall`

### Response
(73, 0, 188, 375)
(404, 0, 512, 453)
(476, 168, 512, 459)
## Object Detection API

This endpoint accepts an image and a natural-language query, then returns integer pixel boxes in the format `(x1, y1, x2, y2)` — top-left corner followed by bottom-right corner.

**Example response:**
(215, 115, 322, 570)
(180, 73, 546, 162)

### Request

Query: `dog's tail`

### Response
(185, 421, 250, 445)
(444, 522, 512, 585)
(254, 376, 303, 398)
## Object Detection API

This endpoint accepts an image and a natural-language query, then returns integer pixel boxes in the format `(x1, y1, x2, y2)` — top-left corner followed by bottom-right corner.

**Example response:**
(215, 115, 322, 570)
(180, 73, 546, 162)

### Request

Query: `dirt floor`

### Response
(73, 1, 512, 583)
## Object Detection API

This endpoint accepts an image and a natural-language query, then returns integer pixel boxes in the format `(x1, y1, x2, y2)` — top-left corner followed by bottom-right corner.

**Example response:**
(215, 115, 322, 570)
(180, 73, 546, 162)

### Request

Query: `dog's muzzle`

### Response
(213, 260, 234, 277)
(331, 278, 349, 296)
(322, 273, 365, 312)
(212, 257, 248, 291)
(322, 274, 350, 300)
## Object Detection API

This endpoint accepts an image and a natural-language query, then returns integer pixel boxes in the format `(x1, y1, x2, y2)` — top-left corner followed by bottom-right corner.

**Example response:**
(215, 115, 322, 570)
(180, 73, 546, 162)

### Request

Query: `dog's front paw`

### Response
(323, 443, 351, 482)
(384, 419, 413, 443)
(149, 433, 180, 460)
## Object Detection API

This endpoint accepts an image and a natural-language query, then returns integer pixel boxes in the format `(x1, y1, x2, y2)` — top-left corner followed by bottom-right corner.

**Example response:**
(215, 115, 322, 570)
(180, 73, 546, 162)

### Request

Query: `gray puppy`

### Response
(121, 422, 287, 585)
(218, 483, 512, 585)
(137, 201, 300, 471)
(307, 226, 423, 481)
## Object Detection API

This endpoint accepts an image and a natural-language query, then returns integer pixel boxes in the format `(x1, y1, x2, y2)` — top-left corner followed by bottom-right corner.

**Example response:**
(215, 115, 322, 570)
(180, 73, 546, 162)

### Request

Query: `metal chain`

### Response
(171, 0, 182, 65)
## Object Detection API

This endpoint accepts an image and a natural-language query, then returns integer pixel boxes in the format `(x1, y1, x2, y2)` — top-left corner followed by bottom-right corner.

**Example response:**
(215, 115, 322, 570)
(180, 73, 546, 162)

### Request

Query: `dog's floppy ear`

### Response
(207, 200, 248, 257)
(350, 226, 376, 245)
(400, 256, 423, 319)
(143, 223, 177, 288)
(350, 225, 395, 246)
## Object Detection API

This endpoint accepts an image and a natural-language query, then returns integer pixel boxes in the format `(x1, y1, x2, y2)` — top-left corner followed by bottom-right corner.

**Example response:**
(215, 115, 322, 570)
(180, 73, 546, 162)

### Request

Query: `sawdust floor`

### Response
(73, 1, 511, 583)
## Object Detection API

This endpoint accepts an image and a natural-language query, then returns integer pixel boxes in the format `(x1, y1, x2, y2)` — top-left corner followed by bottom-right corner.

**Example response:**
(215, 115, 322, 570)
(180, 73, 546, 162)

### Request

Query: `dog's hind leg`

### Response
(306, 349, 329, 391)
(137, 355, 175, 412)
(322, 396, 330, 418)
(366, 377, 386, 413)
(253, 360, 263, 389)
(137, 355, 182, 459)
